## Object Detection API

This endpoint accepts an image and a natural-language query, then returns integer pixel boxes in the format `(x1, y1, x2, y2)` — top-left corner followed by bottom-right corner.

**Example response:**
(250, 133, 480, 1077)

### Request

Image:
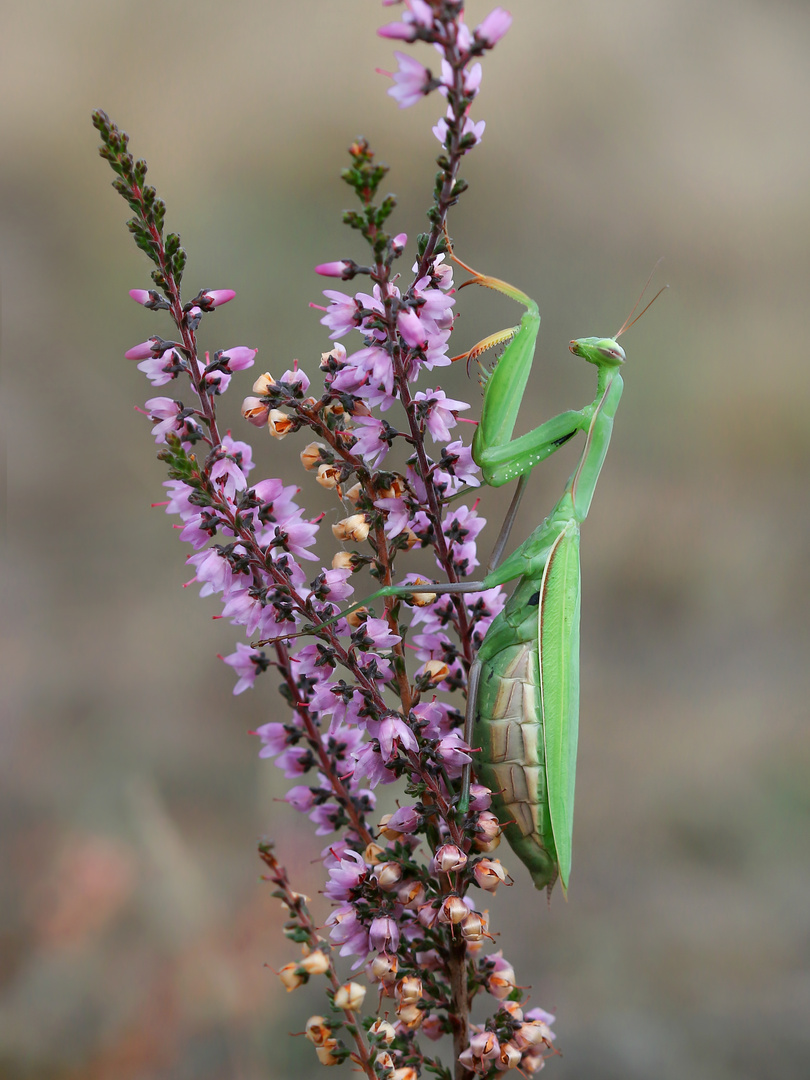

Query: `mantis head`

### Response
(569, 336, 626, 367)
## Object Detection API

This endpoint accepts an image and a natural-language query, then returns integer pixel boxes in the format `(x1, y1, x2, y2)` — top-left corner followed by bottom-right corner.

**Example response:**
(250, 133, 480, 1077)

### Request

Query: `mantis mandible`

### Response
(330, 265, 659, 894)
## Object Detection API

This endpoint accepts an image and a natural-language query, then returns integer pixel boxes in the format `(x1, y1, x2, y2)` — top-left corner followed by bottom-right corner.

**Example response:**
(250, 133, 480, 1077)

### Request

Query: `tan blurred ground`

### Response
(2, 1, 809, 1077)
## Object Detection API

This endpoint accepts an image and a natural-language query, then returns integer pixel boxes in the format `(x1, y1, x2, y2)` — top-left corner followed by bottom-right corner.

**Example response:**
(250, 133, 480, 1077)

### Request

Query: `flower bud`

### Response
(438, 894, 468, 925)
(468, 784, 492, 810)
(315, 1038, 340, 1065)
(317, 463, 341, 489)
(315, 260, 352, 278)
(396, 975, 422, 1004)
(300, 441, 326, 470)
(470, 1030, 500, 1062)
(379, 476, 406, 499)
(252, 371, 275, 394)
(332, 513, 371, 543)
(500, 1001, 524, 1022)
(400, 528, 419, 551)
(396, 1002, 423, 1030)
(333, 982, 366, 1011)
(374, 861, 404, 892)
(267, 409, 294, 439)
(241, 396, 270, 426)
(473, 858, 507, 892)
(298, 949, 330, 975)
(277, 962, 306, 991)
(305, 1016, 332, 1045)
(520, 1051, 547, 1075)
(432, 843, 468, 874)
(420, 1014, 444, 1041)
(393, 1069, 418, 1080)
(369, 1019, 396, 1045)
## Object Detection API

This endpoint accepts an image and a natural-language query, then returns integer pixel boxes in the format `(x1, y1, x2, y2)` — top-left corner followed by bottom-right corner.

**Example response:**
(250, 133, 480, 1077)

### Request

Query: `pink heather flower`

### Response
(397, 308, 428, 349)
(362, 618, 401, 650)
(275, 745, 312, 778)
(475, 8, 513, 46)
(436, 439, 481, 488)
(201, 289, 235, 307)
(386, 805, 421, 834)
(326, 904, 370, 961)
(374, 496, 409, 539)
(408, 0, 434, 26)
(315, 261, 352, 278)
(320, 291, 360, 339)
(136, 349, 180, 387)
(124, 338, 161, 360)
(129, 289, 152, 305)
(272, 517, 320, 561)
(388, 51, 433, 108)
(221, 642, 265, 694)
(162, 479, 196, 519)
(253, 721, 292, 757)
(252, 478, 301, 524)
(436, 733, 472, 776)
(285, 785, 317, 812)
(324, 849, 367, 900)
(144, 396, 182, 443)
(378, 20, 416, 40)
(187, 547, 234, 598)
(414, 389, 470, 442)
(524, 1007, 556, 1034)
(468, 784, 493, 810)
(321, 567, 354, 602)
(391, 231, 408, 254)
(280, 367, 310, 393)
(351, 416, 390, 467)
(369, 915, 400, 954)
(221, 346, 257, 371)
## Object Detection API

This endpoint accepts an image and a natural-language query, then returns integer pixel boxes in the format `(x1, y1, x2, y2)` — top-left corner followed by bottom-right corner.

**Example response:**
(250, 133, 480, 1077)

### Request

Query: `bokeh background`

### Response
(2, 1, 809, 1077)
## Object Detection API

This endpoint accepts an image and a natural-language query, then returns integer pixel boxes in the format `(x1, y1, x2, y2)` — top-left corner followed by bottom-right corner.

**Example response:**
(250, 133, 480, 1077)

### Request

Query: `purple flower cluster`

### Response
(97, 2, 560, 1076)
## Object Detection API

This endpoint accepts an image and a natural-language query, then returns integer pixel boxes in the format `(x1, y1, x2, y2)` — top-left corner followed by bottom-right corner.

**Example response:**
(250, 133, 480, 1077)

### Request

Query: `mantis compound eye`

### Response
(598, 343, 626, 364)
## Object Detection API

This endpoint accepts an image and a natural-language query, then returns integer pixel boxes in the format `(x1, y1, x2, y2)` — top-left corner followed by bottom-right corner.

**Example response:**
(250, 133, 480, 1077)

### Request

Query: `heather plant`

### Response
(93, 3, 560, 1077)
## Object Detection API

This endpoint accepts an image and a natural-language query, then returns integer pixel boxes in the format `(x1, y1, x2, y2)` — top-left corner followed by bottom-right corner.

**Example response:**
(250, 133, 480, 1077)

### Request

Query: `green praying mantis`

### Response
(334, 260, 663, 896)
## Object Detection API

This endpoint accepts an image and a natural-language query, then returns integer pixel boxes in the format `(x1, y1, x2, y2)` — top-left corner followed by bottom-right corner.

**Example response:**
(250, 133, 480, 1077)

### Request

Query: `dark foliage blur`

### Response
(2, 1, 809, 1077)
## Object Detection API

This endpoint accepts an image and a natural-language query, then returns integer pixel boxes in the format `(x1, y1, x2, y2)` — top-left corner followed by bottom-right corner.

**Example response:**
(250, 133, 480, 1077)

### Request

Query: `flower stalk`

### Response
(94, 4, 557, 1078)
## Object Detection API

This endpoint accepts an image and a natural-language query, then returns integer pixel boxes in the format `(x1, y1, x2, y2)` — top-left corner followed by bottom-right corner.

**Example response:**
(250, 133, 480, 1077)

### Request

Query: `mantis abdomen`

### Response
(475, 578, 560, 892)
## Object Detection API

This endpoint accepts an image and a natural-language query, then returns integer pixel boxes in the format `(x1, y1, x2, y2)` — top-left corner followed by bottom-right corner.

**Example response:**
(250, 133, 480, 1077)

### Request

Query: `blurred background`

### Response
(2, 0, 809, 1077)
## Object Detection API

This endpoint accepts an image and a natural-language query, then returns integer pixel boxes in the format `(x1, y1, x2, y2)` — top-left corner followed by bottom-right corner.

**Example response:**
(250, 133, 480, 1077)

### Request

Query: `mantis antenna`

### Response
(614, 258, 668, 340)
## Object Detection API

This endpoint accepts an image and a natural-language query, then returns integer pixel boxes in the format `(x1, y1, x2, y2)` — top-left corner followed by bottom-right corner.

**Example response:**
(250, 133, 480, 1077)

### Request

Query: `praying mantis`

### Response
(337, 261, 662, 896)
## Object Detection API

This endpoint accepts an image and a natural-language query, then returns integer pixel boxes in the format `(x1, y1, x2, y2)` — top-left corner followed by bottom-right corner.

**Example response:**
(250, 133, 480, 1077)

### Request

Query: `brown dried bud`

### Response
(252, 372, 275, 394)
(331, 550, 356, 572)
(396, 1003, 424, 1030)
(300, 441, 326, 470)
(333, 982, 366, 1011)
(370, 952, 398, 983)
(403, 577, 436, 606)
(433, 843, 468, 873)
(393, 1068, 419, 1080)
(363, 841, 385, 865)
(374, 861, 403, 892)
(420, 659, 449, 686)
(350, 400, 372, 417)
(316, 463, 341, 489)
(514, 1019, 554, 1050)
(241, 396, 270, 426)
(277, 962, 305, 991)
(397, 880, 426, 909)
(377, 813, 401, 841)
(472, 857, 508, 892)
(298, 949, 330, 975)
(498, 1042, 522, 1070)
(417, 902, 440, 929)
(488, 963, 517, 1002)
(267, 409, 294, 439)
(368, 1018, 396, 1045)
(375, 1051, 395, 1074)
(473, 811, 502, 852)
(438, 894, 468, 925)
(459, 910, 488, 942)
(399, 528, 419, 551)
(379, 475, 406, 499)
(344, 481, 363, 505)
(332, 513, 370, 543)
(305, 1016, 332, 1046)
(315, 1038, 340, 1066)
(396, 975, 423, 1004)
(344, 605, 369, 629)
